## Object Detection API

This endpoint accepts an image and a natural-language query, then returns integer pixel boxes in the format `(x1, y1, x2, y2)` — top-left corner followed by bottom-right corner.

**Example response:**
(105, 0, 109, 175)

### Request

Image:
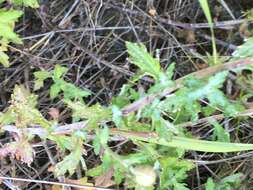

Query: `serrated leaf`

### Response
(100, 126, 109, 146)
(66, 101, 111, 127)
(205, 178, 215, 190)
(34, 70, 51, 80)
(0, 9, 23, 44)
(54, 139, 85, 176)
(207, 89, 244, 116)
(0, 110, 16, 125)
(50, 83, 61, 99)
(165, 62, 175, 80)
(121, 152, 151, 167)
(22, 0, 39, 8)
(126, 42, 161, 80)
(60, 81, 91, 100)
(87, 165, 103, 177)
(49, 135, 71, 151)
(210, 120, 230, 142)
(0, 50, 9, 67)
(205, 173, 242, 190)
(112, 105, 122, 127)
(54, 148, 83, 176)
(93, 133, 101, 155)
(0, 22, 22, 44)
(232, 37, 253, 60)
(10, 0, 39, 8)
(0, 9, 23, 23)
(101, 152, 112, 172)
(33, 80, 44, 91)
(159, 157, 194, 189)
(53, 64, 68, 79)
(7, 85, 50, 128)
(218, 173, 242, 189)
(33, 70, 51, 90)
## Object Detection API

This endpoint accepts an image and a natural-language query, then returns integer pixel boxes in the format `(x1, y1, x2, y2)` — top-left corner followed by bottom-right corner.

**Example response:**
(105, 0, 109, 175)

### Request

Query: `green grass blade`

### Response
(127, 134, 253, 152)
(199, 0, 213, 27)
(199, 0, 218, 65)
(167, 137, 253, 152)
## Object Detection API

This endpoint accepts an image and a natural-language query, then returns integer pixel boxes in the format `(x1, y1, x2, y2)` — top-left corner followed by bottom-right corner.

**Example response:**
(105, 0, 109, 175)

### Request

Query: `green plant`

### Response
(0, 0, 39, 67)
(198, 0, 218, 65)
(34, 64, 91, 101)
(0, 39, 253, 189)
(205, 173, 243, 190)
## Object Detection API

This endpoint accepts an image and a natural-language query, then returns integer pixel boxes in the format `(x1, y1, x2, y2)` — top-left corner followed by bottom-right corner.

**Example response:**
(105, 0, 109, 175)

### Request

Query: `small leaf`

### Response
(0, 51, 9, 67)
(95, 167, 114, 187)
(10, 0, 39, 8)
(219, 173, 242, 189)
(93, 132, 101, 155)
(0, 9, 23, 23)
(205, 173, 243, 190)
(87, 165, 103, 177)
(0, 9, 23, 44)
(54, 149, 83, 176)
(232, 37, 253, 60)
(165, 62, 175, 80)
(33, 70, 51, 90)
(66, 101, 111, 127)
(0, 110, 16, 125)
(205, 178, 215, 190)
(34, 70, 51, 80)
(50, 83, 61, 99)
(100, 126, 109, 146)
(65, 178, 94, 190)
(0, 22, 22, 44)
(54, 139, 85, 176)
(126, 41, 161, 80)
(49, 135, 73, 151)
(210, 120, 230, 142)
(53, 64, 68, 79)
(60, 81, 91, 100)
(112, 105, 122, 127)
(101, 152, 112, 172)
(159, 157, 194, 189)
(22, 0, 39, 8)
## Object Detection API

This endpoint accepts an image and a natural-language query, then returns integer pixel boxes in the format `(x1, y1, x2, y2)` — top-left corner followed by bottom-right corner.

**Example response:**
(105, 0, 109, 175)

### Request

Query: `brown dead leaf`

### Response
(186, 29, 196, 44)
(95, 167, 115, 188)
(196, 62, 209, 69)
(239, 22, 251, 38)
(48, 108, 60, 120)
(65, 177, 94, 190)
(0, 140, 34, 165)
(51, 184, 62, 190)
(48, 165, 55, 172)
(148, 8, 157, 16)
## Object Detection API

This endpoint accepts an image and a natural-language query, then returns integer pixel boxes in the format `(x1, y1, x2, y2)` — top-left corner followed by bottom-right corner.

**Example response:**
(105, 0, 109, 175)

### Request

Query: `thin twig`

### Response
(177, 108, 253, 128)
(0, 176, 112, 190)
